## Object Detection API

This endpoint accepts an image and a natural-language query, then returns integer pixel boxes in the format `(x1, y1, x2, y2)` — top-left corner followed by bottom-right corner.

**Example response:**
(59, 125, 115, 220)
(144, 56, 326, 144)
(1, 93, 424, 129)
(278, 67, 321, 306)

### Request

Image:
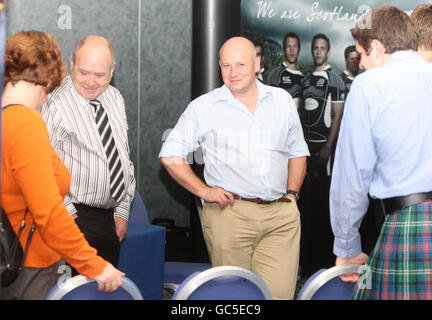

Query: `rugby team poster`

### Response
(240, 0, 429, 74)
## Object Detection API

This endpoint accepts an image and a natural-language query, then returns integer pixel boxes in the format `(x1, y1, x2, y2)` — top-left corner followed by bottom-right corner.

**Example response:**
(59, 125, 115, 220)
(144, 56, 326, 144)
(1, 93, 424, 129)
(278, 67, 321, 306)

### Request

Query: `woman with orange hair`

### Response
(1, 30, 125, 299)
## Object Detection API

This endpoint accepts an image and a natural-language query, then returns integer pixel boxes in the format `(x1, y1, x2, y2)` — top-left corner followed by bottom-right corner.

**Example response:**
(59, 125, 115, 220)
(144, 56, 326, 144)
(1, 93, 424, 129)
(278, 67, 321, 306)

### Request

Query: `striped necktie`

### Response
(90, 99, 125, 203)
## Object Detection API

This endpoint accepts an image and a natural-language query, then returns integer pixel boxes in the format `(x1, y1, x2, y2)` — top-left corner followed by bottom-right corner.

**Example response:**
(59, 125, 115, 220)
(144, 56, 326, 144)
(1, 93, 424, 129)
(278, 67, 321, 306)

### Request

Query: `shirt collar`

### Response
(216, 79, 272, 104)
(323, 64, 332, 71)
(282, 62, 304, 75)
(384, 50, 421, 66)
(312, 64, 332, 78)
(256, 79, 273, 101)
(344, 70, 355, 80)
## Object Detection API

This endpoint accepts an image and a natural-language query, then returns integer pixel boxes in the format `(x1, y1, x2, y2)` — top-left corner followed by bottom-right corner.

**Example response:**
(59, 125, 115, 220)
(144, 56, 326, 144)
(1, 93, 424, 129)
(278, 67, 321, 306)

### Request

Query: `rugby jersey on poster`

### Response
(301, 65, 346, 149)
(340, 70, 355, 94)
(266, 62, 304, 109)
(41, 76, 136, 221)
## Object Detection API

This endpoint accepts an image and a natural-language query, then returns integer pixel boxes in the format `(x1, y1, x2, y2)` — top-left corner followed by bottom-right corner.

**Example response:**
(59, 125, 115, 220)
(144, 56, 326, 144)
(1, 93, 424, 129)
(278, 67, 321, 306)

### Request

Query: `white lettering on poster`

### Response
(307, 2, 368, 22)
(256, 1, 277, 18)
(255, 1, 371, 24)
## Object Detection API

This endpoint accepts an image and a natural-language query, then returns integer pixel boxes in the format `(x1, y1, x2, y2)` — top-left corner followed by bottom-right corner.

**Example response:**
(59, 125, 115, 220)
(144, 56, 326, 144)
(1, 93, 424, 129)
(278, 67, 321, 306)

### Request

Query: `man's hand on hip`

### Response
(201, 186, 234, 209)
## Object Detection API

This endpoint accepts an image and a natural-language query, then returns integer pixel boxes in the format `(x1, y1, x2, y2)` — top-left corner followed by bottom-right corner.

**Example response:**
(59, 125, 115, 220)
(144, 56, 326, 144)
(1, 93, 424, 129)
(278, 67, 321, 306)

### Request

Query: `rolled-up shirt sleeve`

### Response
(330, 82, 377, 258)
(159, 103, 200, 159)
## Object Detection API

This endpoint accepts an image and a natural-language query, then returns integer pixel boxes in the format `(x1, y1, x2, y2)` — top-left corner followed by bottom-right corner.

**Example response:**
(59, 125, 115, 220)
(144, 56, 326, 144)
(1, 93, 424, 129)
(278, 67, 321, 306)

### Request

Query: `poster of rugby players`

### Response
(241, 0, 428, 73)
(240, 0, 429, 277)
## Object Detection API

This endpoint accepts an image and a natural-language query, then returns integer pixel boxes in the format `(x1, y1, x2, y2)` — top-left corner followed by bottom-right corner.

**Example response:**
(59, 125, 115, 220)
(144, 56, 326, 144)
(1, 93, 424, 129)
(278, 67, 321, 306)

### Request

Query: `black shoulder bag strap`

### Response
(2, 104, 36, 269)
(11, 209, 35, 269)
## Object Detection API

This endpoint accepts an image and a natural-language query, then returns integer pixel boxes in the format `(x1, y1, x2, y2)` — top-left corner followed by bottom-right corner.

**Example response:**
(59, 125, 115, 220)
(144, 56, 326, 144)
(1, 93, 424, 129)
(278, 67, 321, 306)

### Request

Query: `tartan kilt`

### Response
(352, 200, 432, 300)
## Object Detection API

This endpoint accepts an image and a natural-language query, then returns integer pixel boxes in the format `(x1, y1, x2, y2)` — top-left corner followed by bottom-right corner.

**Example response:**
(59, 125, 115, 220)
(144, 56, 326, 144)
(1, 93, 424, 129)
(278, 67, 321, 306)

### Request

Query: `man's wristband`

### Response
(286, 190, 299, 201)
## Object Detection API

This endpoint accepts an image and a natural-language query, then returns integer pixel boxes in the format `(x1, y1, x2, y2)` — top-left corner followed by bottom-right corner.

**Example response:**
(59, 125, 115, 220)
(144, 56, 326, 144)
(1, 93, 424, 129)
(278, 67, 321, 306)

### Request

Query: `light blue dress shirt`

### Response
(330, 51, 432, 258)
(159, 80, 309, 201)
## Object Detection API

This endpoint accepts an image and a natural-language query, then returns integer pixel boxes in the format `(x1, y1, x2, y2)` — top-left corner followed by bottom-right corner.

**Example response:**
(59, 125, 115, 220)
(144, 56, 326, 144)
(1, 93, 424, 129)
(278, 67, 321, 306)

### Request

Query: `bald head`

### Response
(219, 36, 257, 60)
(70, 35, 116, 100)
(219, 36, 260, 98)
(72, 35, 115, 67)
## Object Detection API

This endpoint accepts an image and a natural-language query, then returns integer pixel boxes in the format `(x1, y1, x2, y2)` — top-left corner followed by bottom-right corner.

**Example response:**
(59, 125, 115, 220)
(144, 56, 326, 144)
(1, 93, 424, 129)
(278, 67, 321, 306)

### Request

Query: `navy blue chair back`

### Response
(118, 190, 165, 299)
(129, 190, 149, 224)
(297, 264, 360, 300)
(172, 266, 272, 300)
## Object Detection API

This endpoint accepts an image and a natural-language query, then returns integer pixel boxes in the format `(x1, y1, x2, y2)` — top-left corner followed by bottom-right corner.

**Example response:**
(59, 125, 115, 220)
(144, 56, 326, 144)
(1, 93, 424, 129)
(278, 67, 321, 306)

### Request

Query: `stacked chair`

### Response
(296, 264, 361, 300)
(172, 265, 272, 300)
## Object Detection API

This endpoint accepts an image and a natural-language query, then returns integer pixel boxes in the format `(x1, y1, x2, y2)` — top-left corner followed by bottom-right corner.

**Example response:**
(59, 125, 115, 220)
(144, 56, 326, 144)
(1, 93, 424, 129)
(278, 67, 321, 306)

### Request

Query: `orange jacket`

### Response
(1, 105, 107, 279)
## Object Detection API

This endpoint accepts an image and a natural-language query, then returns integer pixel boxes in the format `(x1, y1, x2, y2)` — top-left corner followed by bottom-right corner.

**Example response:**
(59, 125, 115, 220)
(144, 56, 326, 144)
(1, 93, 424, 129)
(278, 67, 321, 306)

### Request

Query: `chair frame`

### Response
(173, 266, 272, 300)
(297, 264, 361, 300)
(164, 282, 179, 292)
(45, 275, 143, 300)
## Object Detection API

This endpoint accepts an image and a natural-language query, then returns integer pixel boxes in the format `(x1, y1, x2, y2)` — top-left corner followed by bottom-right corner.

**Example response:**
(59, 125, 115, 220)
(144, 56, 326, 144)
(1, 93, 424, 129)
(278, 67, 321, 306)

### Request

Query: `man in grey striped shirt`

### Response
(41, 35, 135, 268)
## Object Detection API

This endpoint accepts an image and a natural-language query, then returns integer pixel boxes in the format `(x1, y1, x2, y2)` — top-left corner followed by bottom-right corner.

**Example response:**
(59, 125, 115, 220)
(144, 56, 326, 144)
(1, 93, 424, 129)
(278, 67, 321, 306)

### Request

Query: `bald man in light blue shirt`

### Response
(159, 37, 309, 299)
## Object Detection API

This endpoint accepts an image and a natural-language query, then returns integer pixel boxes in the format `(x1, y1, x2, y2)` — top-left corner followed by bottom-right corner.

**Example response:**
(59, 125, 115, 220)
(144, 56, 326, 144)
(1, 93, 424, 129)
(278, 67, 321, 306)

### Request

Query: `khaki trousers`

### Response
(202, 197, 300, 300)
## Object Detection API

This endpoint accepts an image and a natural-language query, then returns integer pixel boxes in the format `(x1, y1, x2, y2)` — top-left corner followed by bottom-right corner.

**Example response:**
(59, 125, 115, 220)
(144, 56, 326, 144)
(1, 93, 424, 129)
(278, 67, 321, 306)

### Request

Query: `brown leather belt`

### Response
(233, 194, 291, 204)
(381, 191, 432, 215)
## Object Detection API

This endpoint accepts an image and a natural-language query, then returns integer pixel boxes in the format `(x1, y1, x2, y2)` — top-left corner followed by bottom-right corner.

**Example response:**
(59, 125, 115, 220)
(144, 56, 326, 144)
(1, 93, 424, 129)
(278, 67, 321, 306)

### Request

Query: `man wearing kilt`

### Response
(329, 5, 432, 299)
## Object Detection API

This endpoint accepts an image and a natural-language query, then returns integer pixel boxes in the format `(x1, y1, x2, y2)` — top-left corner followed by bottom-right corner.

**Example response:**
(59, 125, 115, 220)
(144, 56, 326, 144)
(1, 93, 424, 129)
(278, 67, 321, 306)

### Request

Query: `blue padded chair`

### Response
(128, 190, 149, 224)
(296, 264, 361, 300)
(172, 266, 272, 300)
(118, 190, 165, 300)
(45, 275, 143, 300)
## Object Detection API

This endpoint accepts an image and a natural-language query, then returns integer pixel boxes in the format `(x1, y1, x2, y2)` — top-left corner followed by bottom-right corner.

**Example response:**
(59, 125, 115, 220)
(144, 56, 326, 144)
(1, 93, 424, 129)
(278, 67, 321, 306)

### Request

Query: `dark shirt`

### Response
(266, 63, 304, 108)
(300, 65, 346, 154)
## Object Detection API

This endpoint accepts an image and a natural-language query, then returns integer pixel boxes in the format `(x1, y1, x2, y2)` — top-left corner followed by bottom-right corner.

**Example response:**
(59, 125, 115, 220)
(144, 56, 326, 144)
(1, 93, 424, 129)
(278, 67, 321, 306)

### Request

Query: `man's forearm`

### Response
(287, 156, 307, 192)
(161, 156, 235, 209)
(160, 156, 208, 198)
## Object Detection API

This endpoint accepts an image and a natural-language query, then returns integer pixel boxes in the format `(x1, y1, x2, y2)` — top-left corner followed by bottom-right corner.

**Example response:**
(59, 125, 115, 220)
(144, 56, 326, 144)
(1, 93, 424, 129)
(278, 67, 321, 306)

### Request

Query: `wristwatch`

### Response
(286, 190, 299, 201)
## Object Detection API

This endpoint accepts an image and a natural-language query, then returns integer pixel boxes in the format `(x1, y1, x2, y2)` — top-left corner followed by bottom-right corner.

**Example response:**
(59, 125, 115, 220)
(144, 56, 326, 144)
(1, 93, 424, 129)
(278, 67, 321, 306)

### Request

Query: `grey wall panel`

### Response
(139, 0, 192, 226)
